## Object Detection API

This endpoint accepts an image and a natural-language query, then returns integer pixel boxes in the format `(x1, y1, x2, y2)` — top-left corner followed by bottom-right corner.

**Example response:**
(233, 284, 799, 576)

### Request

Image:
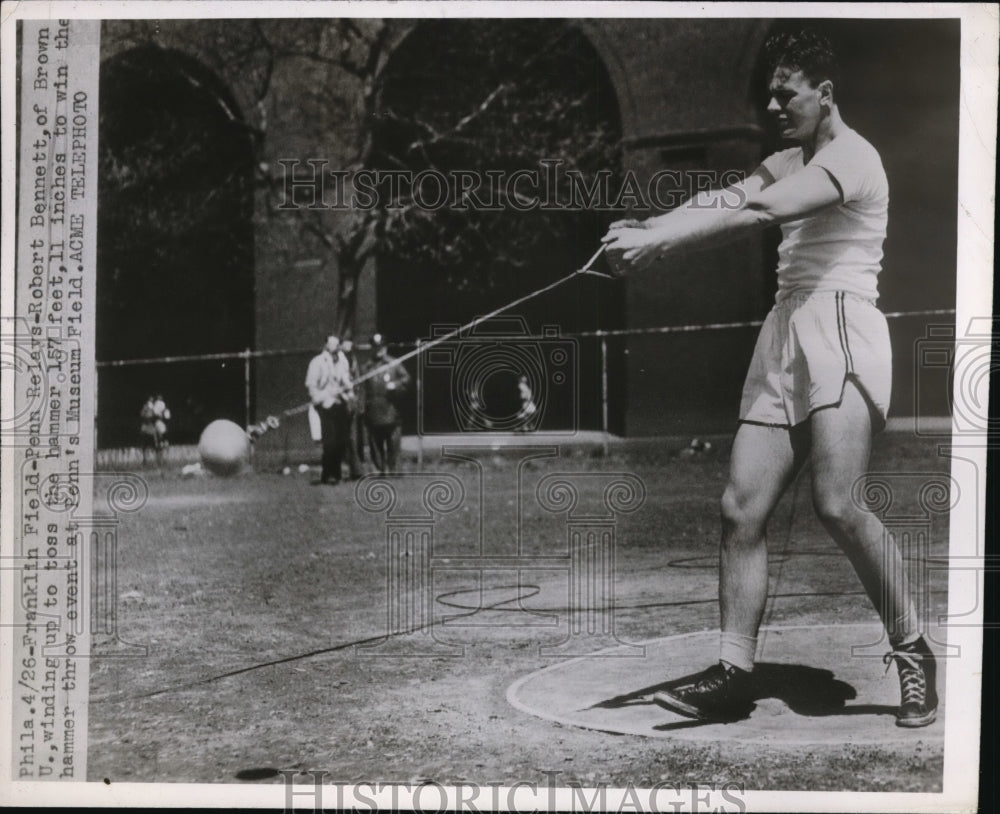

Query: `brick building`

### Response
(96, 18, 958, 446)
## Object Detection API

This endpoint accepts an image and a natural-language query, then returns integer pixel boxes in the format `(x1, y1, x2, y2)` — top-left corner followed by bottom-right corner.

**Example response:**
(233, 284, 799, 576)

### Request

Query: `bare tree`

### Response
(249, 19, 619, 333)
(99, 19, 620, 342)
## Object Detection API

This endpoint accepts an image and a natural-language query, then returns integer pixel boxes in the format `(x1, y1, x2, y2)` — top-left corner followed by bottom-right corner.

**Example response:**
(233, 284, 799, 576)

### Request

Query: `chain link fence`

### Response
(96, 308, 956, 470)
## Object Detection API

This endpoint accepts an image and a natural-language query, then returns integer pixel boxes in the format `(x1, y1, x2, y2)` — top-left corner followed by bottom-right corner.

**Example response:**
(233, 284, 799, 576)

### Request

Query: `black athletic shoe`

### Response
(884, 636, 938, 728)
(652, 662, 754, 722)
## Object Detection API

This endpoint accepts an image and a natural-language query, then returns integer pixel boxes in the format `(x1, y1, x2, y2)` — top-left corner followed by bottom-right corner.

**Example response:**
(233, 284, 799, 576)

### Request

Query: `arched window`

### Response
(97, 46, 255, 446)
(371, 20, 625, 433)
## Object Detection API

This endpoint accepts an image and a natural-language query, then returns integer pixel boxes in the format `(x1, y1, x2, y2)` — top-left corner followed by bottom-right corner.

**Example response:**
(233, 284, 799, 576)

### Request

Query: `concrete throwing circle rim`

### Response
(506, 623, 946, 744)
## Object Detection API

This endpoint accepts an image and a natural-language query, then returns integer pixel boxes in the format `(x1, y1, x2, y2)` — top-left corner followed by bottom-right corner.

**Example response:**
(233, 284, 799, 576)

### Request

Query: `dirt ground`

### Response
(88, 431, 951, 791)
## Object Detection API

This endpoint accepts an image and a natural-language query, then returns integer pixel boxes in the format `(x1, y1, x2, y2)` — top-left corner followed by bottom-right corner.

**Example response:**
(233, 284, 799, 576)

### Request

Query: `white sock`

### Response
(719, 631, 757, 673)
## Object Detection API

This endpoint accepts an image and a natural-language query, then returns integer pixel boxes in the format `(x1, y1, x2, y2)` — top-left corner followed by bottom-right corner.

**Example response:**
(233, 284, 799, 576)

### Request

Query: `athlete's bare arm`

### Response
(602, 164, 842, 271)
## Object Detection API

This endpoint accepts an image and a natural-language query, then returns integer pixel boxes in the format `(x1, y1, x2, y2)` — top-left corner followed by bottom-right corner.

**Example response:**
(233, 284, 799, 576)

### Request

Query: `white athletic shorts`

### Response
(738, 290, 891, 429)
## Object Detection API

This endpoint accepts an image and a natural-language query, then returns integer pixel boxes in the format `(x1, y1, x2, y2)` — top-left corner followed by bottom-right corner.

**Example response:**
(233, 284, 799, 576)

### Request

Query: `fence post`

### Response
(600, 335, 609, 456)
(416, 338, 423, 470)
(243, 347, 252, 430)
(243, 347, 253, 465)
(94, 366, 100, 452)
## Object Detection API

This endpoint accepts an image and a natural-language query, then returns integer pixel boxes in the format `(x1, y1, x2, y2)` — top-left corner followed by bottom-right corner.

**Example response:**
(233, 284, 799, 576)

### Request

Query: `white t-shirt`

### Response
(760, 128, 888, 301)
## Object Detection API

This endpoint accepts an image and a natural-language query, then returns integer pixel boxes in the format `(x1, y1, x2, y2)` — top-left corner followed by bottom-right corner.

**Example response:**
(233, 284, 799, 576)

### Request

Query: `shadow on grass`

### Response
(235, 767, 282, 781)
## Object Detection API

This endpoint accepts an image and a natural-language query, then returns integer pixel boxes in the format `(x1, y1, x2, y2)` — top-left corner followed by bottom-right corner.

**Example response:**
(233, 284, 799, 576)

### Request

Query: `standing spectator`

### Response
(305, 334, 356, 485)
(465, 387, 490, 431)
(515, 375, 538, 431)
(340, 339, 365, 480)
(140, 393, 171, 465)
(362, 333, 410, 475)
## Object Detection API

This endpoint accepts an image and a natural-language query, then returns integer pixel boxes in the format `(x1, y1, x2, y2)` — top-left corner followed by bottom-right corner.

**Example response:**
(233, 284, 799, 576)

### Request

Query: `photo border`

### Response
(1, 2, 995, 811)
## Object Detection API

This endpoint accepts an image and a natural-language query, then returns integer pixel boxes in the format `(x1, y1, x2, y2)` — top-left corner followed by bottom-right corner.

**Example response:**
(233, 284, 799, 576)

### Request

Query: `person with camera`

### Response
(362, 333, 410, 475)
(340, 338, 366, 480)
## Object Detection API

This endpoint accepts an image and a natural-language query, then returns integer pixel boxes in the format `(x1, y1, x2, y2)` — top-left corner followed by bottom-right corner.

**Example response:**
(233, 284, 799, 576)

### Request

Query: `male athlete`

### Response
(603, 29, 936, 727)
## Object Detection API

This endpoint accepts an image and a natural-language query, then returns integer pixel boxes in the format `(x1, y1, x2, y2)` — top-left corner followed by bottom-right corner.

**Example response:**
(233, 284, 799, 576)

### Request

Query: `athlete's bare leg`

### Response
(657, 383, 929, 723)
(652, 422, 808, 720)
(810, 380, 918, 642)
(719, 422, 810, 639)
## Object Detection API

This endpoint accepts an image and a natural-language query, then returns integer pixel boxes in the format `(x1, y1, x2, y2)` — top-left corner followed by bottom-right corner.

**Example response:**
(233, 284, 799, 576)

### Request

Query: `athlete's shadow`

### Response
(592, 663, 896, 729)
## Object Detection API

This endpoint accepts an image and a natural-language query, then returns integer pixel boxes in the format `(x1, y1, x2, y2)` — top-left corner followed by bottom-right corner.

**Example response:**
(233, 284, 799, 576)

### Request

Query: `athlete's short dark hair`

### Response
(764, 29, 840, 90)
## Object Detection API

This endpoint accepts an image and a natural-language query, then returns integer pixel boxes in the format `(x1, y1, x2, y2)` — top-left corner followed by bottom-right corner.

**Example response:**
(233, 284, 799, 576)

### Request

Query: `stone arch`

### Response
(571, 21, 639, 143)
(99, 21, 266, 127)
(369, 19, 627, 433)
(96, 45, 255, 446)
(377, 19, 636, 140)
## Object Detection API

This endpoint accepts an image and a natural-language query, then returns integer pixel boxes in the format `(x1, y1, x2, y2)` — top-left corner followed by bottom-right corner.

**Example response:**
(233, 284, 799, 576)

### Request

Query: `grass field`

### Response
(88, 431, 951, 791)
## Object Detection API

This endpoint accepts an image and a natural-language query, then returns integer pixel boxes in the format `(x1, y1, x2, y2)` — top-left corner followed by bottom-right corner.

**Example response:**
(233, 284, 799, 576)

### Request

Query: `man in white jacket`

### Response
(305, 334, 356, 485)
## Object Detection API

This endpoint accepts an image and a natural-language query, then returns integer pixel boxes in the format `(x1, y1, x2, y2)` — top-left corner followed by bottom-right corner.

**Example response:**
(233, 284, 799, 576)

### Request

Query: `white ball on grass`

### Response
(198, 419, 250, 477)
